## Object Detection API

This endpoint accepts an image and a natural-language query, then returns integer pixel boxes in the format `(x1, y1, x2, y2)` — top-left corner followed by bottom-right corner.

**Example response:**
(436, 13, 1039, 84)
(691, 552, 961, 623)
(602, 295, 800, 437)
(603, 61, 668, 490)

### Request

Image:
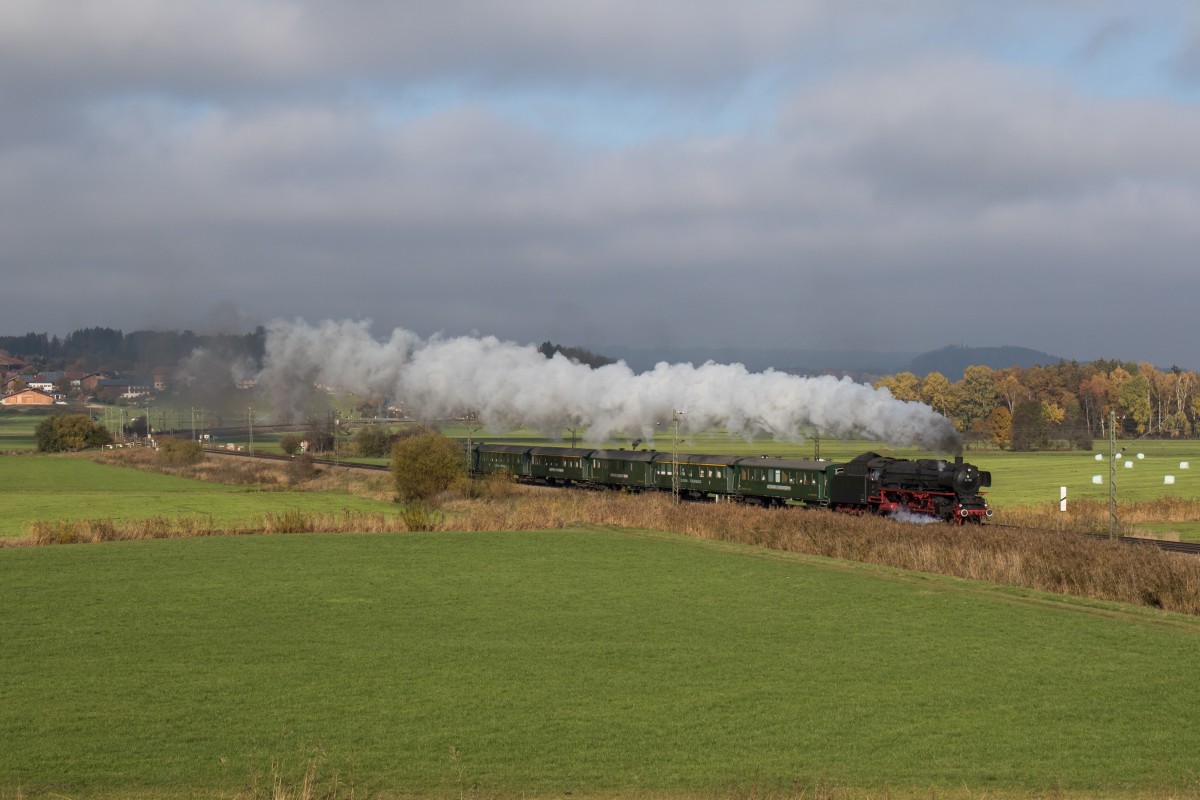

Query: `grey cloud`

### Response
(0, 0, 1095, 103)
(4, 2, 1200, 367)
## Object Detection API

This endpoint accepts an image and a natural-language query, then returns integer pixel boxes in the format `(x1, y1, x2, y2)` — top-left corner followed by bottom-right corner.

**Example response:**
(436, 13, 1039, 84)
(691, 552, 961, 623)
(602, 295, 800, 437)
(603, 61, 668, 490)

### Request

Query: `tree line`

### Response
(873, 360, 1197, 450)
(0, 327, 266, 372)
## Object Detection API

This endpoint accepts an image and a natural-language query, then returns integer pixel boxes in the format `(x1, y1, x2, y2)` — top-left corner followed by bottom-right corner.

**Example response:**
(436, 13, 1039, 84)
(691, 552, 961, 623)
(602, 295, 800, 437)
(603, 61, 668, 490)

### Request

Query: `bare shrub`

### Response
(399, 502, 443, 532)
(286, 454, 318, 485)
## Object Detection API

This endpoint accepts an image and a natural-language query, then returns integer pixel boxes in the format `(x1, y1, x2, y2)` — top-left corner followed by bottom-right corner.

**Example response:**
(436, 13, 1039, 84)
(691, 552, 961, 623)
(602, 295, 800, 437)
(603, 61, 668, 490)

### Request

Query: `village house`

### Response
(81, 372, 113, 392)
(0, 354, 28, 373)
(0, 388, 55, 406)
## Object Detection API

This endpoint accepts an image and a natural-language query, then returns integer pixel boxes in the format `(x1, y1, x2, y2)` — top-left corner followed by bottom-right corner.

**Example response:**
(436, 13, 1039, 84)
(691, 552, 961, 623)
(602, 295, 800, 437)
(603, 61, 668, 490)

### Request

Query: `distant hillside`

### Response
(907, 345, 1061, 379)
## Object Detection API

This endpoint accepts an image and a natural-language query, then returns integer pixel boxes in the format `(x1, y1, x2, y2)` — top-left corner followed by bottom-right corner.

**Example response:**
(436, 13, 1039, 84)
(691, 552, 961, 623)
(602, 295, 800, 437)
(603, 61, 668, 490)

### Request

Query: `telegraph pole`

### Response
(465, 417, 481, 474)
(248, 406, 254, 454)
(1109, 410, 1119, 539)
(672, 409, 685, 504)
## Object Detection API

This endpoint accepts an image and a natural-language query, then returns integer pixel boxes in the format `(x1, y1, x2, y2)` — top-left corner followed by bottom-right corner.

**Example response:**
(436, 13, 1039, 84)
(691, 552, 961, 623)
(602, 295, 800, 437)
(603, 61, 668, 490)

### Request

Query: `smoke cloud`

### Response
(257, 319, 962, 453)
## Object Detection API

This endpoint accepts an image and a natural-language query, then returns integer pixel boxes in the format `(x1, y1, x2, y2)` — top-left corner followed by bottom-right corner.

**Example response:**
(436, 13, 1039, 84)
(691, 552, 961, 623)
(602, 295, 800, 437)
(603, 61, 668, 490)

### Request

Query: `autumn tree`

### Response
(1117, 373, 1152, 434)
(920, 372, 960, 426)
(1078, 373, 1111, 437)
(1010, 400, 1050, 451)
(35, 414, 113, 452)
(279, 433, 302, 455)
(996, 371, 1025, 413)
(390, 431, 467, 502)
(985, 406, 1013, 449)
(957, 365, 996, 431)
(875, 371, 921, 402)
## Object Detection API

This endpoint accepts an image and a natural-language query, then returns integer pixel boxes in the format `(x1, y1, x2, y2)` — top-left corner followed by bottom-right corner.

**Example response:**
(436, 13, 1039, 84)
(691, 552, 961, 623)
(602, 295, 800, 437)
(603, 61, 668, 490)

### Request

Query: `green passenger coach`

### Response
(653, 454, 741, 500)
(733, 457, 833, 507)
(588, 449, 663, 491)
(474, 444, 531, 478)
(529, 446, 593, 485)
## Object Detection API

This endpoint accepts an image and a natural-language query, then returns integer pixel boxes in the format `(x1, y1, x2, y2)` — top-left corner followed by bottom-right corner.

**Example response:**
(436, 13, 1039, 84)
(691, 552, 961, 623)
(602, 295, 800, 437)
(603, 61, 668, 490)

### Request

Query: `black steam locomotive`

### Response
(827, 452, 992, 522)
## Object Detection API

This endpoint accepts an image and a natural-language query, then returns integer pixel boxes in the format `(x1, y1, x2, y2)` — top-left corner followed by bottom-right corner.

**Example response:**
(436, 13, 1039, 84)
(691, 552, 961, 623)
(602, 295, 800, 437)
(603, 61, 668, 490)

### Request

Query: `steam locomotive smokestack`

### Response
(257, 319, 964, 453)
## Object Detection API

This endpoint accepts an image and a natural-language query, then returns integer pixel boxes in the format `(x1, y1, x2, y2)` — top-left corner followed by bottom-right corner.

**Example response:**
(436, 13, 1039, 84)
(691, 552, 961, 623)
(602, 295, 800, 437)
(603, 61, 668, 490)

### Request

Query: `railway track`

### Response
(202, 446, 390, 472)
(987, 522, 1200, 556)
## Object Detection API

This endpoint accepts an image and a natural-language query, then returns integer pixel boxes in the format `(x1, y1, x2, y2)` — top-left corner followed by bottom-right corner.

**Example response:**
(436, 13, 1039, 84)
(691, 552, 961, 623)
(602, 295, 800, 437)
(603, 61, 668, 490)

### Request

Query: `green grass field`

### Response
(0, 455, 400, 539)
(0, 411, 45, 451)
(980, 441, 1200, 508)
(3, 529, 1200, 798)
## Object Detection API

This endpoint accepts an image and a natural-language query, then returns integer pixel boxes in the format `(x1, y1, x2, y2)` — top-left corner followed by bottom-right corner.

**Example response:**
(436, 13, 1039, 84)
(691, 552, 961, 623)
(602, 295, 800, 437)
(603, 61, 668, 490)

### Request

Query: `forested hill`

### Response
(907, 346, 1061, 379)
(0, 327, 265, 371)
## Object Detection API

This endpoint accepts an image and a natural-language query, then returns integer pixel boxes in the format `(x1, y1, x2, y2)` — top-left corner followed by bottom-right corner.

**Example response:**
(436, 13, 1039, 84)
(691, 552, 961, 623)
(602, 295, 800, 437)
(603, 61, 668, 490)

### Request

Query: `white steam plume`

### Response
(258, 319, 962, 453)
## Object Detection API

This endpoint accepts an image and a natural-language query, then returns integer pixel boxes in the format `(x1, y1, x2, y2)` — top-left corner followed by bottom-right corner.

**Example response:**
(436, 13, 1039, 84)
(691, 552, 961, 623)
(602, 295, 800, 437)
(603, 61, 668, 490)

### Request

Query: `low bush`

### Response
(353, 426, 392, 458)
(156, 437, 205, 466)
(390, 431, 466, 502)
(286, 454, 318, 484)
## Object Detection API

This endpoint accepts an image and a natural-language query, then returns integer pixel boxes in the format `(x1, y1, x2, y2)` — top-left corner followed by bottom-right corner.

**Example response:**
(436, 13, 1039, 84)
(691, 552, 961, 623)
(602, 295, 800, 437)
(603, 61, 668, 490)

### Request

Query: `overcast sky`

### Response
(3, 1, 1199, 367)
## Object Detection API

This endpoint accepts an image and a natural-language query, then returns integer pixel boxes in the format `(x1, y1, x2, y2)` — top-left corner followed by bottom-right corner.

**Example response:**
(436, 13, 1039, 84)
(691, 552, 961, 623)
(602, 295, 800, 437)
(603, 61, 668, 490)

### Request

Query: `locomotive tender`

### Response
(470, 443, 992, 523)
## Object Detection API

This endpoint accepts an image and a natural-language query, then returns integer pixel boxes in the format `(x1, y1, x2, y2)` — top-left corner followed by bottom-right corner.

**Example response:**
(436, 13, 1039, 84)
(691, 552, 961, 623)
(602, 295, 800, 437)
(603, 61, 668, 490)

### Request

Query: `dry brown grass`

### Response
(92, 448, 395, 500)
(996, 497, 1200, 539)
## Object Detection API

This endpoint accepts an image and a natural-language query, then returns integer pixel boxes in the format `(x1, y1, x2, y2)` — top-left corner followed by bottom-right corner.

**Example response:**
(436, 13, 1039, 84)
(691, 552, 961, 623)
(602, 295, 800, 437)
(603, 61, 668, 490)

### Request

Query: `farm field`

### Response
(4, 529, 1200, 799)
(0, 455, 399, 539)
(0, 412, 44, 451)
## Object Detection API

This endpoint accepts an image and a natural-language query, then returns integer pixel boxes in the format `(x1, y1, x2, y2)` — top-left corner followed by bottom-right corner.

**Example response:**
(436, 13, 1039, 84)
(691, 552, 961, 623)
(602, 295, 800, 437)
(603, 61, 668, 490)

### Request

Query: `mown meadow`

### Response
(4, 529, 1200, 799)
(0, 411, 43, 452)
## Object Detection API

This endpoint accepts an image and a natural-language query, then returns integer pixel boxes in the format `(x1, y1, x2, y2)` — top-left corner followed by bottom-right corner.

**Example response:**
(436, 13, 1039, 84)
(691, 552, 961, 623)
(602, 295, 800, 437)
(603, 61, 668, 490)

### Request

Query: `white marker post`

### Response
(1060, 486, 1067, 512)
